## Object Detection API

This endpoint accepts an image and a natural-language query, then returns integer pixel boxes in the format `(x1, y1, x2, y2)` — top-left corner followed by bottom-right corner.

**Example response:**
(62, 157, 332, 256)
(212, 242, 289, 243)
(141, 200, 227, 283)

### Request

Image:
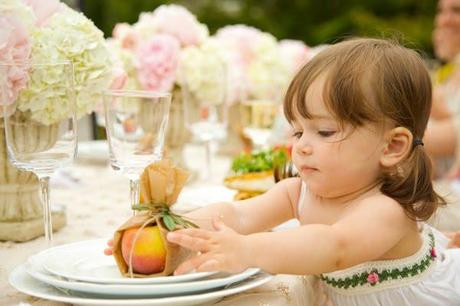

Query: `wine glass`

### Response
(1, 61, 77, 244)
(240, 99, 278, 149)
(180, 68, 228, 181)
(103, 90, 170, 212)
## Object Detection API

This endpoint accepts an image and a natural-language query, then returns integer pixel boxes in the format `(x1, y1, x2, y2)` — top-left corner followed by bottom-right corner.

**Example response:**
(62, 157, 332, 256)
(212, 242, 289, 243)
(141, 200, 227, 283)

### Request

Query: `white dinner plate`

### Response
(27, 254, 260, 297)
(36, 239, 216, 284)
(10, 264, 273, 306)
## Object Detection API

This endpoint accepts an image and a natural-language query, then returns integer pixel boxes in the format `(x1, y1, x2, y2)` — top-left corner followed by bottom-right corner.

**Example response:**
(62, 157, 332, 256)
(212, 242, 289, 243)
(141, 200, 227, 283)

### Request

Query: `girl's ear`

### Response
(380, 127, 413, 168)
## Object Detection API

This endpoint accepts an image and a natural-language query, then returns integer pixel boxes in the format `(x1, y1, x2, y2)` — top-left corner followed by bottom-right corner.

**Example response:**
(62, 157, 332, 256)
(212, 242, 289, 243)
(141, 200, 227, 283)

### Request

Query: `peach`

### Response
(121, 225, 167, 274)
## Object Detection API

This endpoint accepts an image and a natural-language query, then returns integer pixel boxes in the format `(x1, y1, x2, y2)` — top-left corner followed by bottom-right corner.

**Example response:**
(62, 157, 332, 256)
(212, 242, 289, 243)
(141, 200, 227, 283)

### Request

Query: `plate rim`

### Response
(36, 238, 217, 284)
(27, 255, 260, 297)
(9, 264, 273, 306)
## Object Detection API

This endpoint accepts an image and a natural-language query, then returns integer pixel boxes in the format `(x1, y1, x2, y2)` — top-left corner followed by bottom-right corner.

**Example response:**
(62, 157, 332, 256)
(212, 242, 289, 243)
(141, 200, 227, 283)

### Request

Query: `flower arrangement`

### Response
(215, 25, 292, 103)
(0, 0, 113, 125)
(109, 4, 215, 96)
(108, 5, 317, 109)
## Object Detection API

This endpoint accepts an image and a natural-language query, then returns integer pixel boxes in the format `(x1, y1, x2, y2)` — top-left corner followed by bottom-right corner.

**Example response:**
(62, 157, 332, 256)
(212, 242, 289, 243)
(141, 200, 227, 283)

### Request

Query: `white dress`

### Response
(297, 182, 460, 306)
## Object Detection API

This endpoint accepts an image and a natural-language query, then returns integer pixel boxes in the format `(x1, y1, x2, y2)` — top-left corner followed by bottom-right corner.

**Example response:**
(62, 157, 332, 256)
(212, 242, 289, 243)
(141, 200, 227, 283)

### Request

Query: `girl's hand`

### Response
(104, 239, 114, 256)
(445, 231, 460, 248)
(167, 218, 251, 275)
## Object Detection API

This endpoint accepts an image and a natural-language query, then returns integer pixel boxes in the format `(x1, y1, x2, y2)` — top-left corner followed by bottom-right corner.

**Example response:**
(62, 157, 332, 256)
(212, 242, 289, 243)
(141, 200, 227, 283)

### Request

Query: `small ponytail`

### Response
(380, 145, 446, 221)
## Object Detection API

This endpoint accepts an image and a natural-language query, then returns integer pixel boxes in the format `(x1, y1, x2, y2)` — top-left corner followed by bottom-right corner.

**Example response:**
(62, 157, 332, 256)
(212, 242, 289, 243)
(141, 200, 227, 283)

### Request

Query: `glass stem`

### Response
(204, 140, 212, 180)
(39, 176, 53, 243)
(130, 178, 140, 215)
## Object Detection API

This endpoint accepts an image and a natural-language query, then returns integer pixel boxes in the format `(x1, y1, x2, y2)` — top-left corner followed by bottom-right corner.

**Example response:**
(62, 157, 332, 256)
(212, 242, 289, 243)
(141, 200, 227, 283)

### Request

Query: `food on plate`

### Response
(224, 146, 290, 200)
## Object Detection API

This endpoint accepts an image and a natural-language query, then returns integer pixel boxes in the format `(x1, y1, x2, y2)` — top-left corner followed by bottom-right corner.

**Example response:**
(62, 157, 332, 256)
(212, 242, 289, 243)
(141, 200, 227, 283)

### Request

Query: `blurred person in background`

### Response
(422, 0, 460, 234)
(425, 0, 460, 178)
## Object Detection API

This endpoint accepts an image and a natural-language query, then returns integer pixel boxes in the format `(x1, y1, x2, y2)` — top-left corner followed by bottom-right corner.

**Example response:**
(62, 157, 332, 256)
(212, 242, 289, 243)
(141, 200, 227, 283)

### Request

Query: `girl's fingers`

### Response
(107, 239, 113, 247)
(212, 217, 227, 231)
(173, 228, 212, 239)
(174, 254, 211, 275)
(197, 259, 221, 272)
(104, 248, 113, 256)
(167, 233, 211, 252)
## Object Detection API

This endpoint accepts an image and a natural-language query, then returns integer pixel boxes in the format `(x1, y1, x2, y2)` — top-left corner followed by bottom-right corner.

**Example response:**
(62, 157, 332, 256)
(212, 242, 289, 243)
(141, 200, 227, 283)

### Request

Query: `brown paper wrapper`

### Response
(139, 159, 189, 206)
(112, 159, 192, 277)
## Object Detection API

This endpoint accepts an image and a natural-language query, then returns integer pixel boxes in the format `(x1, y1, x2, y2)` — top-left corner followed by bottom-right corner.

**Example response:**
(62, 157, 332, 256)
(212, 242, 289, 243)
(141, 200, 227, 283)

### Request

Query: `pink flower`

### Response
(136, 34, 180, 92)
(216, 25, 266, 67)
(431, 247, 437, 259)
(367, 272, 379, 286)
(109, 67, 127, 90)
(22, 0, 62, 26)
(150, 4, 208, 47)
(279, 39, 310, 74)
(0, 15, 31, 117)
(113, 23, 139, 50)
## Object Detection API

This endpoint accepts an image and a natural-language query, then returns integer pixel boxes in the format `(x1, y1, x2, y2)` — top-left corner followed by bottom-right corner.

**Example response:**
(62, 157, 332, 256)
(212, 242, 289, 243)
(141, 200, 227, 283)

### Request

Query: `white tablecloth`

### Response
(0, 143, 315, 306)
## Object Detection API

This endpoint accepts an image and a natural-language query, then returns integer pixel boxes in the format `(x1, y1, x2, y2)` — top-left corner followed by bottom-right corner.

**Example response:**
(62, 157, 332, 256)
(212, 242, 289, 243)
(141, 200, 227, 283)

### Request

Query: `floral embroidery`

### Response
(367, 271, 379, 286)
(430, 247, 437, 259)
(320, 232, 435, 290)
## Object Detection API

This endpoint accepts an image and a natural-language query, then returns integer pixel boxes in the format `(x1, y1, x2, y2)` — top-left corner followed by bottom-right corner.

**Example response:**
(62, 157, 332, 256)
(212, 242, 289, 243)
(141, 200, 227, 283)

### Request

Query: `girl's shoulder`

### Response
(356, 192, 407, 218)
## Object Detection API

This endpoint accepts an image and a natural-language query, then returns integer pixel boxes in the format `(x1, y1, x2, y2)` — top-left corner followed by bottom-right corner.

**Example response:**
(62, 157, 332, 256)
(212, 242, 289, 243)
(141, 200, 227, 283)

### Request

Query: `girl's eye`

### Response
(318, 130, 336, 137)
(292, 131, 303, 139)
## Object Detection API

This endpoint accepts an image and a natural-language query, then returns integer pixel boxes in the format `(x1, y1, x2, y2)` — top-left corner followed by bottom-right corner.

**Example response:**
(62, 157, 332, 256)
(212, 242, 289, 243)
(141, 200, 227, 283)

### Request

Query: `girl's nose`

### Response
(296, 142, 313, 156)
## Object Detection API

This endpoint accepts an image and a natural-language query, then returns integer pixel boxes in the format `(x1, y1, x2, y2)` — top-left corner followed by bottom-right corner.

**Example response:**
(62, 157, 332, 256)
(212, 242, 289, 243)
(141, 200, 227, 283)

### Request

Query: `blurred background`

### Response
(81, 0, 437, 56)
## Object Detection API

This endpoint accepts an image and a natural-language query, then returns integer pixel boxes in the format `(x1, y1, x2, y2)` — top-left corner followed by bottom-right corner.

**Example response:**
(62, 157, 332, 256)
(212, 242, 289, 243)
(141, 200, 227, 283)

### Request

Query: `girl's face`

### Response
(290, 75, 386, 199)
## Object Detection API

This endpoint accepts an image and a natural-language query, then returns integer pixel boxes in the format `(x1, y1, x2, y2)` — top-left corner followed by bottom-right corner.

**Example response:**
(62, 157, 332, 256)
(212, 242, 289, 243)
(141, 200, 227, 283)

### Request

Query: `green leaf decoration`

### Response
(162, 214, 176, 231)
(131, 203, 199, 231)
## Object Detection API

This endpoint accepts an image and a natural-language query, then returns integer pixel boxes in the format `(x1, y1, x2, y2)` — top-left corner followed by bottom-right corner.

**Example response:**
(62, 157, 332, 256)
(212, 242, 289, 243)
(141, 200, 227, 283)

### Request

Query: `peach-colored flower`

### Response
(0, 15, 31, 117)
(136, 34, 180, 92)
(110, 66, 127, 90)
(279, 39, 310, 75)
(112, 23, 139, 50)
(21, 0, 62, 26)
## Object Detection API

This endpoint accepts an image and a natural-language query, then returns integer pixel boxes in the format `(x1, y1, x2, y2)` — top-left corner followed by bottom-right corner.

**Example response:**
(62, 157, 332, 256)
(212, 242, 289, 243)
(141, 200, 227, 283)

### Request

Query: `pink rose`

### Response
(22, 0, 62, 26)
(367, 272, 379, 286)
(0, 15, 31, 117)
(150, 4, 208, 47)
(113, 23, 139, 50)
(136, 34, 180, 92)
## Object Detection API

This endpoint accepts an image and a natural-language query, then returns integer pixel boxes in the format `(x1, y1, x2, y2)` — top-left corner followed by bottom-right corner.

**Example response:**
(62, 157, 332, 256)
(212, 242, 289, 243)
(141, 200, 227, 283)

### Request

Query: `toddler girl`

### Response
(165, 38, 460, 305)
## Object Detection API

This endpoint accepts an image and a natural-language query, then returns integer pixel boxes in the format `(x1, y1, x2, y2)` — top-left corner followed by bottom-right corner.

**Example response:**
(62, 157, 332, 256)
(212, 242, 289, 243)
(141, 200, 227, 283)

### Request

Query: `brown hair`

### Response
(284, 38, 445, 221)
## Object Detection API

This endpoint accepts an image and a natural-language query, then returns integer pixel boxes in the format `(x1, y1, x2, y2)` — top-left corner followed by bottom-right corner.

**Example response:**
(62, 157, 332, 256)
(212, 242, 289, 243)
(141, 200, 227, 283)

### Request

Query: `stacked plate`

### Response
(9, 239, 273, 306)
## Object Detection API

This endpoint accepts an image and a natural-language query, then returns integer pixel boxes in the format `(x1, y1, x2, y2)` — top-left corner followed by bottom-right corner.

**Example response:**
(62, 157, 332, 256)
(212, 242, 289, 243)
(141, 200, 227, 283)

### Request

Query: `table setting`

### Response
(7, 1, 460, 306)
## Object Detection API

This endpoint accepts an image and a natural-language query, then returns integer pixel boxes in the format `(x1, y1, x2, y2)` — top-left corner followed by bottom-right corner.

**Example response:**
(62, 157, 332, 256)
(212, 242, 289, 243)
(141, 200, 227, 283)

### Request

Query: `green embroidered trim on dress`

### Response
(320, 233, 436, 289)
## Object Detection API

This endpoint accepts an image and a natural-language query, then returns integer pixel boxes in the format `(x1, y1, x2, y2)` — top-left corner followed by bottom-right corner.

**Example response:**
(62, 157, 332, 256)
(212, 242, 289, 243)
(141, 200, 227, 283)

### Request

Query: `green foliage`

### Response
(231, 148, 288, 174)
(83, 0, 438, 55)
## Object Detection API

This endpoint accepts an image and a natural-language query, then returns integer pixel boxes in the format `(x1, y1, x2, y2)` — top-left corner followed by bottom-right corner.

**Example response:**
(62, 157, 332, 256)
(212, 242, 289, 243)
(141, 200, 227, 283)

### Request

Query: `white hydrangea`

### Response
(247, 36, 290, 101)
(178, 39, 227, 105)
(17, 4, 112, 125)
